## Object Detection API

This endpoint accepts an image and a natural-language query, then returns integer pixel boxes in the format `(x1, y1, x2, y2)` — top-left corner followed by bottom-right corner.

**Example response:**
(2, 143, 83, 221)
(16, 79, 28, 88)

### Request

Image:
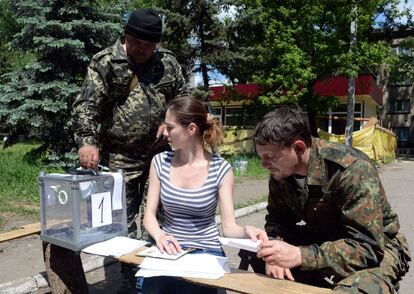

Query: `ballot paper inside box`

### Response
(38, 171, 127, 251)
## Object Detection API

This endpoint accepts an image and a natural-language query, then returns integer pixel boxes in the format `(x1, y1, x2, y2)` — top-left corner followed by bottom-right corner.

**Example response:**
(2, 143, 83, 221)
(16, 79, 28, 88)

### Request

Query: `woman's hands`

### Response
(155, 234, 182, 255)
(244, 225, 269, 242)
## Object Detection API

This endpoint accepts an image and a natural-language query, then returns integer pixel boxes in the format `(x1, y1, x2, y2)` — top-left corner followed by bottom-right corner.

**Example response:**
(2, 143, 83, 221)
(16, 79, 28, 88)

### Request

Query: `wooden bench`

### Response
(0, 222, 40, 243)
(118, 248, 332, 294)
(0, 227, 332, 293)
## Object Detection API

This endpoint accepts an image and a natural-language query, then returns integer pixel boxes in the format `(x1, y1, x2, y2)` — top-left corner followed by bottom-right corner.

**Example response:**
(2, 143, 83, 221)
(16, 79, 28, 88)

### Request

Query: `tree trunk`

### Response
(200, 62, 209, 91)
(345, 3, 357, 146)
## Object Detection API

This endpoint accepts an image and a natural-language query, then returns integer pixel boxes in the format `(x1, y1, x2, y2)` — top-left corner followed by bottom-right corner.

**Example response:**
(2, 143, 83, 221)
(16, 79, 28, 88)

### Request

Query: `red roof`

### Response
(313, 75, 383, 106)
(209, 84, 261, 101)
(208, 75, 383, 106)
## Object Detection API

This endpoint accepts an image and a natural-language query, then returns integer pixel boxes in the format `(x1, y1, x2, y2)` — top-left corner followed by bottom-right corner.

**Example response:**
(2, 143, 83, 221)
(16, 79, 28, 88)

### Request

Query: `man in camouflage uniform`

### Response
(72, 8, 187, 239)
(242, 106, 410, 293)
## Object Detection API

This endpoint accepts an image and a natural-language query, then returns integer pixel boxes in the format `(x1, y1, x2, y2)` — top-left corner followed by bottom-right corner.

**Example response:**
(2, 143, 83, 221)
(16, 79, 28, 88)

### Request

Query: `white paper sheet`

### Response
(79, 181, 97, 198)
(219, 237, 261, 252)
(137, 246, 191, 260)
(91, 192, 112, 228)
(102, 172, 124, 210)
(136, 268, 224, 279)
(136, 254, 230, 279)
(82, 236, 149, 257)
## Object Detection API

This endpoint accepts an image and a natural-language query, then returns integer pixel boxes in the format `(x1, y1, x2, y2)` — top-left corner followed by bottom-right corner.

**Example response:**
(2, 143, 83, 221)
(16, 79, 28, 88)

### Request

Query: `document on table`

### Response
(82, 236, 148, 257)
(219, 237, 261, 252)
(136, 253, 230, 279)
(136, 246, 193, 260)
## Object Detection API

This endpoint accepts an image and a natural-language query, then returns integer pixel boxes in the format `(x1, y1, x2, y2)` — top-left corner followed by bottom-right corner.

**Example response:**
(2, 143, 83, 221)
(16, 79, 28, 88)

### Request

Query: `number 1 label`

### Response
(91, 192, 112, 228)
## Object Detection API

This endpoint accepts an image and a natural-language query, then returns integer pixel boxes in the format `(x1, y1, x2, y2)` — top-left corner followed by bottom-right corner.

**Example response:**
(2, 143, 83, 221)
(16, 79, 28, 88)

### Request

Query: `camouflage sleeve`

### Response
(71, 59, 111, 148)
(300, 160, 385, 278)
(265, 177, 301, 239)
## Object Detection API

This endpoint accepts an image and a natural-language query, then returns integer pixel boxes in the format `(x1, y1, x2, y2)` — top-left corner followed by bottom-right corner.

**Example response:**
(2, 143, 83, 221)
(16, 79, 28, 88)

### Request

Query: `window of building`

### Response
(318, 103, 363, 135)
(211, 106, 222, 123)
(388, 71, 413, 86)
(392, 46, 412, 57)
(224, 106, 242, 126)
(393, 127, 410, 142)
(388, 99, 410, 113)
(389, 46, 413, 86)
(220, 106, 258, 127)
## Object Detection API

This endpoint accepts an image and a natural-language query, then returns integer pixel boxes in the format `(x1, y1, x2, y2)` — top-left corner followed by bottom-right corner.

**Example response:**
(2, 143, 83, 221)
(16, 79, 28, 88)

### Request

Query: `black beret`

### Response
(125, 9, 162, 43)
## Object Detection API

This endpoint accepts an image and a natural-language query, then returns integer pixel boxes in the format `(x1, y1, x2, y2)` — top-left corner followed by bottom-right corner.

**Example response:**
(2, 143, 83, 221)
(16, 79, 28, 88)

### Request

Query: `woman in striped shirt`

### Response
(142, 96, 267, 293)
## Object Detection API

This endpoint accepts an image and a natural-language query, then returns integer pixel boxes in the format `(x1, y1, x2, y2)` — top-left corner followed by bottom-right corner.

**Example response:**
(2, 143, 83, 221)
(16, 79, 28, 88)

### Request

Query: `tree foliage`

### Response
(0, 0, 410, 160)
(0, 0, 123, 165)
(134, 0, 234, 91)
(0, 0, 35, 77)
(388, 36, 414, 85)
(223, 0, 406, 134)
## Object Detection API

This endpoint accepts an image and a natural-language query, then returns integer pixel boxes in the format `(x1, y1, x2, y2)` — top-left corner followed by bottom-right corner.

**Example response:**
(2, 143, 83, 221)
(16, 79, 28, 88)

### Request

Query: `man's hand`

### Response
(78, 146, 99, 169)
(257, 240, 302, 269)
(266, 263, 295, 281)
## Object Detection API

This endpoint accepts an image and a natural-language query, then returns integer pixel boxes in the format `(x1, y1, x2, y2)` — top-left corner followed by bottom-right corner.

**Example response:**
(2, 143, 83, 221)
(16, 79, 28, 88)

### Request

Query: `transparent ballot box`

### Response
(39, 170, 127, 251)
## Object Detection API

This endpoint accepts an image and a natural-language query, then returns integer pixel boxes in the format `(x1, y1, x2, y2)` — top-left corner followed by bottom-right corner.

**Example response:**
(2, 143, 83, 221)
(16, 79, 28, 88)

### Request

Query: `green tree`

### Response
(226, 0, 404, 135)
(149, 0, 194, 81)
(189, 0, 226, 91)
(134, 0, 232, 91)
(0, 0, 35, 77)
(0, 0, 123, 165)
(387, 37, 414, 85)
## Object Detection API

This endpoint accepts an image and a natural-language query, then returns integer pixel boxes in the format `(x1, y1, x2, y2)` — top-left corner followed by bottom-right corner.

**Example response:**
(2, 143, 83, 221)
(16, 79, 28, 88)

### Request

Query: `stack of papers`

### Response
(82, 236, 149, 257)
(136, 253, 230, 279)
(136, 246, 192, 260)
(219, 237, 261, 252)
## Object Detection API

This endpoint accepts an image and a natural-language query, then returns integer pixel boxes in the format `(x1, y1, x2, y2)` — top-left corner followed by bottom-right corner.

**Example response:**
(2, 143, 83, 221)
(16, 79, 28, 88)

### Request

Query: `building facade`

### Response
(209, 76, 383, 135)
(379, 29, 414, 152)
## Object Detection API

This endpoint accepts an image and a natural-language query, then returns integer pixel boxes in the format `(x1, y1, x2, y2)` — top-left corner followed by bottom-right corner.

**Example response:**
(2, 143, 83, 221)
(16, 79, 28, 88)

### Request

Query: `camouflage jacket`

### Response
(265, 138, 406, 278)
(72, 38, 187, 157)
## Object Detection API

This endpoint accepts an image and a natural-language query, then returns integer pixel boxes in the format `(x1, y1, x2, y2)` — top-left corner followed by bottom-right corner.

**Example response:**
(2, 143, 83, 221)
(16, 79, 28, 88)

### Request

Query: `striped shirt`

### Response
(153, 150, 232, 250)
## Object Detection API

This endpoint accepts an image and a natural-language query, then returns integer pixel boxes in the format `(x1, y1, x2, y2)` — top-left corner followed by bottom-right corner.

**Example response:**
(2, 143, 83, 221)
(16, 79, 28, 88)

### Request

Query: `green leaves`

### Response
(228, 1, 402, 109)
(0, 0, 123, 163)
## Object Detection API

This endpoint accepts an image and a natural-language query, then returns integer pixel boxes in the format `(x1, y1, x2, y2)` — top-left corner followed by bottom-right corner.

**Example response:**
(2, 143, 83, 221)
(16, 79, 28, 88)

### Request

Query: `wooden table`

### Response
(118, 248, 332, 294)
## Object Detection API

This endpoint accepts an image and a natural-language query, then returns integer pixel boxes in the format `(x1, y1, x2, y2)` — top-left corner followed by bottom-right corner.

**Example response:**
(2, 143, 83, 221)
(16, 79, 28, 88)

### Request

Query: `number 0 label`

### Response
(91, 192, 112, 228)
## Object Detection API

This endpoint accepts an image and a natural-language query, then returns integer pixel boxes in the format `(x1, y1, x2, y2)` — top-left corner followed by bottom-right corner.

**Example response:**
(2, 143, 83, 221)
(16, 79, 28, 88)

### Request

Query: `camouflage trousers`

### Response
(107, 152, 163, 240)
(239, 234, 410, 293)
(334, 233, 410, 293)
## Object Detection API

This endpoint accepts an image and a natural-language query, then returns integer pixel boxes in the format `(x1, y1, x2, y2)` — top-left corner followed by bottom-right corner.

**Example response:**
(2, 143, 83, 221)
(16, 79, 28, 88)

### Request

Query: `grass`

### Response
(225, 153, 269, 179)
(0, 143, 268, 229)
(0, 142, 62, 227)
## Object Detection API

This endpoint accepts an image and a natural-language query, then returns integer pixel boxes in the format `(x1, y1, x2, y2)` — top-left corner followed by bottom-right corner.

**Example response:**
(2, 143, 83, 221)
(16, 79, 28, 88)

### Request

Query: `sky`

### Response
(398, 0, 414, 22)
(193, 0, 414, 88)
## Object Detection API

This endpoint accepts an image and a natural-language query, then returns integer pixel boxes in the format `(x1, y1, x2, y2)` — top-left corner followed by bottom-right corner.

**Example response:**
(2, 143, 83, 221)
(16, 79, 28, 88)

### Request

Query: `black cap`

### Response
(125, 9, 162, 43)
